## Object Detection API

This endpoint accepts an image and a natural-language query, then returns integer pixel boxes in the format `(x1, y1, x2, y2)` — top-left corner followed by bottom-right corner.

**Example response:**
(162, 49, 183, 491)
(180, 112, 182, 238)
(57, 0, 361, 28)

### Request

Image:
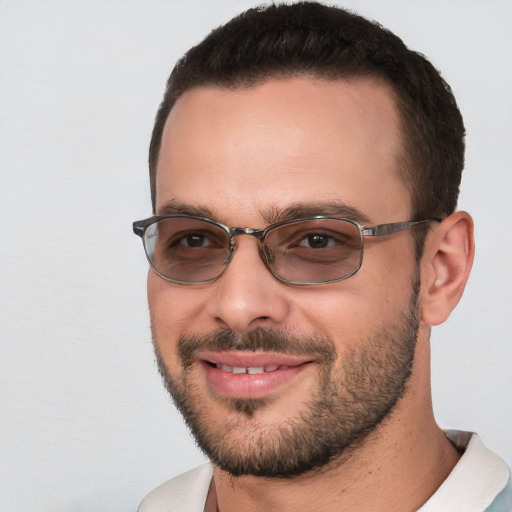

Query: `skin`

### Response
(148, 77, 474, 511)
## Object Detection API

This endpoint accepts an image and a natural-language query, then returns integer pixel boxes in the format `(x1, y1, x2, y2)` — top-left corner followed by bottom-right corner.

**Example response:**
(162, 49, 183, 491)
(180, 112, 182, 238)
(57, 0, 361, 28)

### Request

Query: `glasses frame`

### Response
(133, 215, 442, 286)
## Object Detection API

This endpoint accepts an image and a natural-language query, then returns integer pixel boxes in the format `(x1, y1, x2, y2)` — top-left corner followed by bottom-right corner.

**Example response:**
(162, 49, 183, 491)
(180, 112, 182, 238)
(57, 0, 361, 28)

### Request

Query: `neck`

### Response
(211, 335, 460, 512)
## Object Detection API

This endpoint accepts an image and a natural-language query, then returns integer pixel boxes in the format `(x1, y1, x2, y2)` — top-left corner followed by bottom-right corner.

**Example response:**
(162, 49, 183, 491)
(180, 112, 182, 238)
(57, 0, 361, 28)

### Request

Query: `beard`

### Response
(153, 278, 421, 479)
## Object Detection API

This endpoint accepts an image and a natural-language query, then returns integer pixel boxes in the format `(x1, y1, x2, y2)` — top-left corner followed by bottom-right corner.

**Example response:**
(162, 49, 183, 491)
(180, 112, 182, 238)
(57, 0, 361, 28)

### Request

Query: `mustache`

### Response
(177, 327, 336, 369)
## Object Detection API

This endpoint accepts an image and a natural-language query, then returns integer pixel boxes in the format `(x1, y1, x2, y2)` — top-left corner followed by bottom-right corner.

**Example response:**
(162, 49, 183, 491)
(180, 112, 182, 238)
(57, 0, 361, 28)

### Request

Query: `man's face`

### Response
(148, 77, 421, 477)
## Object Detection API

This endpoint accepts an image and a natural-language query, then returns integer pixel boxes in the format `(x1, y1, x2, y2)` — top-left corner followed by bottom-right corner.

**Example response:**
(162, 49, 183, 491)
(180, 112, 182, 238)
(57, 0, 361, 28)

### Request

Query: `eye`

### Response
(177, 232, 212, 248)
(298, 232, 339, 249)
(168, 227, 228, 250)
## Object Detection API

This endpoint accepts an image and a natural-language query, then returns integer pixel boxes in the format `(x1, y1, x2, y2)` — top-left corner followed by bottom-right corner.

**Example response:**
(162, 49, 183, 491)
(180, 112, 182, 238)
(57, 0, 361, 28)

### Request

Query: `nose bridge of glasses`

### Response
(226, 227, 269, 265)
(229, 226, 265, 239)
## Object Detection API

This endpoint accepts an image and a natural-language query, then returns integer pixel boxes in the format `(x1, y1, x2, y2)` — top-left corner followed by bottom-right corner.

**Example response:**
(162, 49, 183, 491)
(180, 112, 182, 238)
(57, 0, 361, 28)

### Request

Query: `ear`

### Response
(420, 211, 475, 326)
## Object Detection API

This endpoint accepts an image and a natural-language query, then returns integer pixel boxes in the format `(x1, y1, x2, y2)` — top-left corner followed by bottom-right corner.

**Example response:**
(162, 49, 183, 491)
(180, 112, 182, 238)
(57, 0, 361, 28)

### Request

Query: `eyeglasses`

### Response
(132, 215, 441, 286)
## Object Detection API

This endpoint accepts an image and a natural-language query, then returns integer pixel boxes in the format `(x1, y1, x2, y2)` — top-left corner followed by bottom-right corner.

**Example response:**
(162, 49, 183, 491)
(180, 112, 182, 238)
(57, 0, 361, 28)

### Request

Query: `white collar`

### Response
(418, 431, 510, 511)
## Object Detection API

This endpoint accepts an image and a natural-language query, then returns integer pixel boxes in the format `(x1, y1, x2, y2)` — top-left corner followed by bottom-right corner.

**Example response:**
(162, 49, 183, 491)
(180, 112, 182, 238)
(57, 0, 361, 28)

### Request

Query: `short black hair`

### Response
(149, 2, 465, 249)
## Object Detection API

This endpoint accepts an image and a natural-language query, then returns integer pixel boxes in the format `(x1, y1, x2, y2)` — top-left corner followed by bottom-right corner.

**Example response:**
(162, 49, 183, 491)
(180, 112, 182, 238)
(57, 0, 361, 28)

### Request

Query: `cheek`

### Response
(148, 273, 207, 371)
(292, 288, 372, 353)
(148, 271, 204, 325)
(291, 250, 416, 350)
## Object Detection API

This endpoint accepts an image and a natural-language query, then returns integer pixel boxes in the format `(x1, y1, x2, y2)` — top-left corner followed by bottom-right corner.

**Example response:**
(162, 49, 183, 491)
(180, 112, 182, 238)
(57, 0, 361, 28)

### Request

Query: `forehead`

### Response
(156, 77, 410, 223)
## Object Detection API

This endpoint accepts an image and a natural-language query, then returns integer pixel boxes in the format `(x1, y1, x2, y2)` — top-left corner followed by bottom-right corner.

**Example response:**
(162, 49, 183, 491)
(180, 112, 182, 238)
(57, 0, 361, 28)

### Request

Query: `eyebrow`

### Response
(157, 199, 371, 226)
(157, 200, 218, 220)
(264, 202, 372, 225)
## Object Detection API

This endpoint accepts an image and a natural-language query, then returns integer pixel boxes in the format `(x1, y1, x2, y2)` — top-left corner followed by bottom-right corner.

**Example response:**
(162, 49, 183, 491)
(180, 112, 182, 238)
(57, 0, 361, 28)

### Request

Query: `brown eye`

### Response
(299, 233, 336, 249)
(178, 233, 210, 248)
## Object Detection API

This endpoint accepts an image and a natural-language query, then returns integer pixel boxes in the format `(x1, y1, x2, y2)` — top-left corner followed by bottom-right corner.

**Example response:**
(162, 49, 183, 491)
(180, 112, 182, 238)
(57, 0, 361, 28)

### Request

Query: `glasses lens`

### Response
(264, 219, 363, 283)
(143, 217, 230, 283)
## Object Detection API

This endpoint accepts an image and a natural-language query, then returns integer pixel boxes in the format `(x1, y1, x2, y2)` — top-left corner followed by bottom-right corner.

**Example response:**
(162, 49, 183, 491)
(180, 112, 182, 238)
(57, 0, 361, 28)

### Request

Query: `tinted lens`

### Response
(143, 217, 230, 283)
(264, 219, 363, 283)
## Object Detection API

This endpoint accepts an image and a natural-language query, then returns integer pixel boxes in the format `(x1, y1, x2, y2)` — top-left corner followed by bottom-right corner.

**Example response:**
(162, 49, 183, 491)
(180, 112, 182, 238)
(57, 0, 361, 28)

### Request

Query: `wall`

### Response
(1, 1, 510, 510)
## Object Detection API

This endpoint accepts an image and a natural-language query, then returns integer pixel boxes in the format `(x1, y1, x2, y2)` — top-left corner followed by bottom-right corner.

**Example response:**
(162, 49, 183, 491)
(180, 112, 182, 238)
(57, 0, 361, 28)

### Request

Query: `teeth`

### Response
(215, 364, 284, 374)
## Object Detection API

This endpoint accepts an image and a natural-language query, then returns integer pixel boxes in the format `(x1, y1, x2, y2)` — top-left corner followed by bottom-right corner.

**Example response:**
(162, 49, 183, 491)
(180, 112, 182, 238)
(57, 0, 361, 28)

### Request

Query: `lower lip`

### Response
(199, 361, 312, 399)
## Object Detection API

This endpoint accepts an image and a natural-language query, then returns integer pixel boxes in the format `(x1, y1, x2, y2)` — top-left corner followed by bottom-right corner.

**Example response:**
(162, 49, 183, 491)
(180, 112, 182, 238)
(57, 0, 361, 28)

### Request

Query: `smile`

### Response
(197, 351, 314, 399)
(213, 363, 291, 374)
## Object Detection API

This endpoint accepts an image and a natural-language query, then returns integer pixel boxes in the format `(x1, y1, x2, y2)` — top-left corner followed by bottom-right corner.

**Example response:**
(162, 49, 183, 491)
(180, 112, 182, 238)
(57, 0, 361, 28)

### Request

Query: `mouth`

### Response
(209, 363, 290, 374)
(196, 351, 314, 399)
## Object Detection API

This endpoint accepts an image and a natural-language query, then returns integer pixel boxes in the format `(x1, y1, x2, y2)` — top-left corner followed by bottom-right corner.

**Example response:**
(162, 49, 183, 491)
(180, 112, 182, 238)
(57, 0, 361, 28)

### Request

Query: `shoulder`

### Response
(138, 463, 214, 512)
(419, 431, 511, 512)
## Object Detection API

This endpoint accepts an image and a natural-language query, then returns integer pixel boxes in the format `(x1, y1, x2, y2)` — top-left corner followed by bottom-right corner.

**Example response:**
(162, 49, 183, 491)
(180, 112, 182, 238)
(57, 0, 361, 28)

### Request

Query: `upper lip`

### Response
(197, 350, 313, 368)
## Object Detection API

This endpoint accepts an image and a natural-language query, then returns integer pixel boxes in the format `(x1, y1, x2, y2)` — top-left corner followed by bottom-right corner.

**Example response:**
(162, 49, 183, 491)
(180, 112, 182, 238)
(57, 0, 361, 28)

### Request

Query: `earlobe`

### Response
(420, 211, 475, 326)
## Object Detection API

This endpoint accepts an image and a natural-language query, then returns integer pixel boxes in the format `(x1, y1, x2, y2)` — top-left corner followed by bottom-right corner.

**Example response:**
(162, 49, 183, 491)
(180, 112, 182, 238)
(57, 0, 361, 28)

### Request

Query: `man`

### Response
(133, 3, 511, 511)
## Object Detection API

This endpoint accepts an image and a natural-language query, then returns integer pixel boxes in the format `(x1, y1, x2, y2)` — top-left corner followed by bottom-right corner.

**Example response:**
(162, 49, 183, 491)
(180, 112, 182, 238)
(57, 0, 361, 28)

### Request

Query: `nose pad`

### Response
(223, 236, 273, 275)
(223, 242, 236, 266)
(260, 243, 275, 265)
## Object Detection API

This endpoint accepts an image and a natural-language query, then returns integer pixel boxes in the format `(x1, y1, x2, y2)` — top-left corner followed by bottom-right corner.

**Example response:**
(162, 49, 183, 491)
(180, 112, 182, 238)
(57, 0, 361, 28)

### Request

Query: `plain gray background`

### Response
(1, 1, 510, 510)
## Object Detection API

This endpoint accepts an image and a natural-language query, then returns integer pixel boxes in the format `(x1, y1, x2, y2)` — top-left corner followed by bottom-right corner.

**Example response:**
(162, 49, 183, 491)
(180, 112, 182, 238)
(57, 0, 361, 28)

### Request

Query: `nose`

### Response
(206, 237, 290, 332)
